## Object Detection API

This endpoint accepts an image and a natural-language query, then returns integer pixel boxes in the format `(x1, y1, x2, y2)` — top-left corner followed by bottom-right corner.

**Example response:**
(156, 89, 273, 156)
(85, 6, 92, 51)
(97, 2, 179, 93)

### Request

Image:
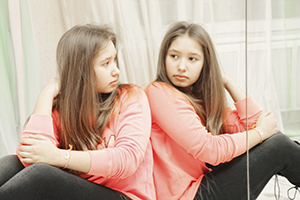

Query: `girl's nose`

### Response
(178, 59, 187, 72)
(112, 63, 120, 77)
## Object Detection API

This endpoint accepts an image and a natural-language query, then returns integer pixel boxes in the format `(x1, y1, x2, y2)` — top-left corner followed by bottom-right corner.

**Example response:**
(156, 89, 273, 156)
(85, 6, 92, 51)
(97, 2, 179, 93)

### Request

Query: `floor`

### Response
(257, 135, 300, 200)
(258, 175, 297, 200)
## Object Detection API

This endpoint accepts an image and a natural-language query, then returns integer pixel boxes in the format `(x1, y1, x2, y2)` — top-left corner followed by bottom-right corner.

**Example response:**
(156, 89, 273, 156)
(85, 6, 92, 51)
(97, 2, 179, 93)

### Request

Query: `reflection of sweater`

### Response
(17, 86, 155, 200)
(145, 82, 263, 200)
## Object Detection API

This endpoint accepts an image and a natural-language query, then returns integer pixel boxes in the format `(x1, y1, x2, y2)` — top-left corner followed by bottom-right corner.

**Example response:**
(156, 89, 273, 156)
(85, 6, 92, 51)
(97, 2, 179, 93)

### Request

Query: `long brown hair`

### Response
(53, 24, 123, 151)
(156, 21, 227, 135)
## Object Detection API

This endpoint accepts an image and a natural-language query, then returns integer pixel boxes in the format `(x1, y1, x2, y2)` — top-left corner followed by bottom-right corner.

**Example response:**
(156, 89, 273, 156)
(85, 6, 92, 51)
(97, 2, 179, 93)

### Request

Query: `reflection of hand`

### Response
(256, 111, 278, 140)
(43, 78, 60, 99)
(222, 76, 246, 102)
(18, 134, 61, 166)
(33, 78, 60, 116)
(222, 76, 230, 88)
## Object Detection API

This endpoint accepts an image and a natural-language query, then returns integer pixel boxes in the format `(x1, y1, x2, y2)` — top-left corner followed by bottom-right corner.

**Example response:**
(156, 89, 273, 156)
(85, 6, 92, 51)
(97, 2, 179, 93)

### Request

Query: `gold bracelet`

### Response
(62, 144, 73, 169)
(253, 128, 263, 143)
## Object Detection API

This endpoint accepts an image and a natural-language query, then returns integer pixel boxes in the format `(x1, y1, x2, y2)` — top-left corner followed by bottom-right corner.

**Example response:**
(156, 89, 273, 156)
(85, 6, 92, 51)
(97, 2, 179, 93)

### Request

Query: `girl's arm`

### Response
(87, 86, 151, 178)
(18, 78, 91, 173)
(222, 77, 278, 148)
(223, 76, 246, 102)
(19, 84, 151, 176)
(19, 133, 91, 173)
(145, 83, 277, 165)
(32, 78, 59, 116)
(223, 76, 278, 148)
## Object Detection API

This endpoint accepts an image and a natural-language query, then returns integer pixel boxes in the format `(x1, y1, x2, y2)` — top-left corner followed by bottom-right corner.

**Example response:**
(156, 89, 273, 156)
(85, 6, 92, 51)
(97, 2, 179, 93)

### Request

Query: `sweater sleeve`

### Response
(88, 86, 151, 178)
(16, 114, 59, 167)
(225, 96, 263, 133)
(145, 83, 247, 166)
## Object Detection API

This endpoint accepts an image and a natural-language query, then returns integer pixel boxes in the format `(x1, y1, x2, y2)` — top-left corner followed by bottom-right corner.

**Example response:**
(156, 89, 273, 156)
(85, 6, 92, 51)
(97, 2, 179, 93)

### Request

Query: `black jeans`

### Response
(194, 131, 300, 200)
(0, 155, 131, 200)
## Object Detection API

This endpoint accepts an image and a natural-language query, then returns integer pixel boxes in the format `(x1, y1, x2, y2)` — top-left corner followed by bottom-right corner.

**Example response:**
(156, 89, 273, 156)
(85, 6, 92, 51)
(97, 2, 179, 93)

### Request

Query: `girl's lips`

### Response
(110, 80, 118, 85)
(174, 75, 188, 81)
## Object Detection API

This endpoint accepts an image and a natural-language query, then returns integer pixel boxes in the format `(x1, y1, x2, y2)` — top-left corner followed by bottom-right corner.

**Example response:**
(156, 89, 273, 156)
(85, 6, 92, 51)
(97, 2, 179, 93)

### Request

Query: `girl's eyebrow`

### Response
(190, 53, 202, 57)
(168, 49, 179, 53)
(168, 49, 201, 57)
(100, 54, 117, 63)
(101, 56, 113, 62)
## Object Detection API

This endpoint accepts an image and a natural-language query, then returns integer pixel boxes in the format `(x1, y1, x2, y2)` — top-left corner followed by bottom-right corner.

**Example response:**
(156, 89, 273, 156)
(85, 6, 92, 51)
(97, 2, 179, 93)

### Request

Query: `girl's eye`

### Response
(103, 62, 109, 66)
(103, 57, 116, 66)
(171, 54, 178, 59)
(189, 57, 197, 61)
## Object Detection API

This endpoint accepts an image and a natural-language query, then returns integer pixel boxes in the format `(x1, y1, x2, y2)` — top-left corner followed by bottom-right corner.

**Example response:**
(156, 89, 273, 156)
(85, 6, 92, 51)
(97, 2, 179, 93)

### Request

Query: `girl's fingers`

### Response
(18, 145, 33, 153)
(19, 157, 34, 164)
(29, 134, 49, 141)
(18, 151, 32, 158)
(20, 134, 48, 145)
(20, 138, 36, 145)
(18, 148, 34, 160)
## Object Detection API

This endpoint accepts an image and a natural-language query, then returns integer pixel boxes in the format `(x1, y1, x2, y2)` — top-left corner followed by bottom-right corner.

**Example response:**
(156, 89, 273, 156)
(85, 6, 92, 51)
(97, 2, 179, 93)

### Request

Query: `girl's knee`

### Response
(0, 154, 19, 163)
(266, 131, 290, 146)
(0, 155, 23, 171)
(20, 163, 52, 178)
(26, 163, 55, 173)
(265, 131, 299, 154)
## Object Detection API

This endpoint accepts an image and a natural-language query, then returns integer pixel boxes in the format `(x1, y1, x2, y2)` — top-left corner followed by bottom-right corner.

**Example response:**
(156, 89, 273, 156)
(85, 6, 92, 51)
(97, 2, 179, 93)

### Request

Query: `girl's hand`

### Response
(222, 76, 230, 88)
(18, 134, 63, 166)
(32, 78, 60, 116)
(42, 78, 60, 99)
(256, 111, 278, 140)
(222, 76, 246, 102)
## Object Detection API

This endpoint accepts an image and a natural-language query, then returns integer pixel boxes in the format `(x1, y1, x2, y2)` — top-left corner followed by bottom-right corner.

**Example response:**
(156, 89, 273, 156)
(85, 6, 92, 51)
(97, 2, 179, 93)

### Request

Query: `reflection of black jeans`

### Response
(194, 131, 300, 200)
(0, 155, 131, 200)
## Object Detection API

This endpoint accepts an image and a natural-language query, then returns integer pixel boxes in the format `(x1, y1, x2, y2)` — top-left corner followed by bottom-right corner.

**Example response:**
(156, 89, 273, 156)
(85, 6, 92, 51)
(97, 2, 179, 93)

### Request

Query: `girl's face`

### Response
(93, 41, 120, 93)
(165, 34, 204, 91)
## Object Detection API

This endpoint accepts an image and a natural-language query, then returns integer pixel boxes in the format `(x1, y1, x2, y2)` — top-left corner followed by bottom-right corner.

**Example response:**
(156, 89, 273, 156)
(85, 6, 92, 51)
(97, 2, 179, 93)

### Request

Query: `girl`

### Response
(0, 24, 155, 200)
(145, 21, 300, 200)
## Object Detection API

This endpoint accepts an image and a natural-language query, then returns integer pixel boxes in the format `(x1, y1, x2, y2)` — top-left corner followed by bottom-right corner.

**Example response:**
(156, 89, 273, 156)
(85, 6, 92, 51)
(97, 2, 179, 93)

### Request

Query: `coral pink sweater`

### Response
(17, 86, 156, 200)
(145, 82, 263, 200)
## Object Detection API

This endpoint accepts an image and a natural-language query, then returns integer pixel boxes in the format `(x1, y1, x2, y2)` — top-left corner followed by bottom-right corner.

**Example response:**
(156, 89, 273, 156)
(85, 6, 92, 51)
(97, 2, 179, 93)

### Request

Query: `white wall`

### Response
(29, 0, 66, 86)
(9, 0, 66, 128)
